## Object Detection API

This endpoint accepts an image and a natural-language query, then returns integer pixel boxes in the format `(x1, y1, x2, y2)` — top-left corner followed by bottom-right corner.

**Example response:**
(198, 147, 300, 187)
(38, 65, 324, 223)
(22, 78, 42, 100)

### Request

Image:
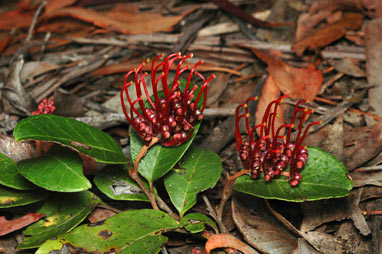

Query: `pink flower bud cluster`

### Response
(120, 53, 215, 147)
(235, 96, 320, 186)
(32, 98, 56, 115)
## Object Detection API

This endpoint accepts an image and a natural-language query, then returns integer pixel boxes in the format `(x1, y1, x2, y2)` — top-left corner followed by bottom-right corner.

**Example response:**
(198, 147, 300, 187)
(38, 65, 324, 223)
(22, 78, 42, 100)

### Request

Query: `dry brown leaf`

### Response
(42, 5, 193, 34)
(294, 239, 321, 254)
(249, 48, 322, 100)
(295, 9, 335, 41)
(301, 189, 370, 236)
(44, 0, 77, 15)
(37, 19, 92, 34)
(346, 120, 382, 171)
(20, 61, 60, 83)
(87, 208, 116, 224)
(232, 194, 297, 254)
(292, 12, 363, 56)
(0, 10, 35, 30)
(205, 233, 258, 254)
(92, 59, 241, 76)
(300, 198, 350, 232)
(350, 170, 382, 187)
(331, 58, 366, 77)
(0, 213, 45, 236)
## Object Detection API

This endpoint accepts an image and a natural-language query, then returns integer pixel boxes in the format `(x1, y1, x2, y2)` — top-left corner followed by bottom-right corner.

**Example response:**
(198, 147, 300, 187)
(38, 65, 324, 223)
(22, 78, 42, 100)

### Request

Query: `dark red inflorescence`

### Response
(235, 96, 320, 186)
(32, 98, 56, 115)
(120, 53, 215, 147)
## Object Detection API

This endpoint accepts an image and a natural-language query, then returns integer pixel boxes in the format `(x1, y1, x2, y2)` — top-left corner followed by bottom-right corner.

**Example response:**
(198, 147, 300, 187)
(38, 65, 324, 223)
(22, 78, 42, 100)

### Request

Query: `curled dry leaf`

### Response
(249, 48, 322, 101)
(292, 12, 363, 56)
(42, 5, 193, 34)
(0, 213, 45, 236)
(0, 134, 36, 162)
(205, 233, 258, 254)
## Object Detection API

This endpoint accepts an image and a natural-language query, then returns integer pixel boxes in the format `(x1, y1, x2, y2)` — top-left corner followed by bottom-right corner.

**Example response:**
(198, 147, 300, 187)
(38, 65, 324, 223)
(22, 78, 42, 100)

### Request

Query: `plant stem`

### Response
(129, 137, 160, 210)
(216, 169, 250, 233)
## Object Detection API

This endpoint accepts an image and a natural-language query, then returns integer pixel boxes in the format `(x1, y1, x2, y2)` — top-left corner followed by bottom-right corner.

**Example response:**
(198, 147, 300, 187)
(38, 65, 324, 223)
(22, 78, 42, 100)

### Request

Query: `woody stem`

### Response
(216, 169, 250, 233)
(130, 137, 160, 210)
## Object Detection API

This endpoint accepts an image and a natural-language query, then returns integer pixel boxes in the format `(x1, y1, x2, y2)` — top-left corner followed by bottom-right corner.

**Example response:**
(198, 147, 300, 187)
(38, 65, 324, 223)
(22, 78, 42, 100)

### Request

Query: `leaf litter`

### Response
(0, 0, 381, 253)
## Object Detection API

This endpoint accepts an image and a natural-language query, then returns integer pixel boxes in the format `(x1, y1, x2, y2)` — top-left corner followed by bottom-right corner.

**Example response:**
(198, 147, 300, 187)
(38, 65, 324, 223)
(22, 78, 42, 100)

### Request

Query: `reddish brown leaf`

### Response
(292, 12, 363, 56)
(87, 208, 117, 224)
(0, 213, 45, 236)
(205, 233, 258, 254)
(255, 76, 285, 136)
(0, 10, 35, 30)
(249, 48, 322, 101)
(0, 34, 11, 55)
(42, 5, 193, 34)
(44, 0, 78, 15)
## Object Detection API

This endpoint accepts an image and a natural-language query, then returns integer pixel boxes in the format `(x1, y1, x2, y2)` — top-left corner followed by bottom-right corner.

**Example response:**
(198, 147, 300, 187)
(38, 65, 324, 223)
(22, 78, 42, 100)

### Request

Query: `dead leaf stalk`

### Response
(216, 169, 250, 233)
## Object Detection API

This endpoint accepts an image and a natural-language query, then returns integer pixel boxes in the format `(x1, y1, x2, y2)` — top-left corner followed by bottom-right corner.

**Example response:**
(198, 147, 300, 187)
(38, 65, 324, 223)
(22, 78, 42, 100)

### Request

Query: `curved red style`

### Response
(120, 53, 215, 147)
(235, 95, 320, 186)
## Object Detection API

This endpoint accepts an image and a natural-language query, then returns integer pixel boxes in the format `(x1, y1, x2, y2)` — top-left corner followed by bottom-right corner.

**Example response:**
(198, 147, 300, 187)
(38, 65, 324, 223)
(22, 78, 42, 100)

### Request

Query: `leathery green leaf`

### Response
(164, 147, 222, 216)
(0, 153, 35, 190)
(13, 114, 128, 164)
(19, 191, 100, 249)
(130, 122, 200, 183)
(17, 147, 91, 192)
(36, 209, 178, 254)
(94, 165, 149, 202)
(0, 185, 48, 208)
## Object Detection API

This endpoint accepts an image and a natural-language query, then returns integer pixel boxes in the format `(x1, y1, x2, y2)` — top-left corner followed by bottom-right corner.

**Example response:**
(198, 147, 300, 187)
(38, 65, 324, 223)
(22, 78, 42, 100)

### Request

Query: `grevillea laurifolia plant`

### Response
(7, 52, 352, 253)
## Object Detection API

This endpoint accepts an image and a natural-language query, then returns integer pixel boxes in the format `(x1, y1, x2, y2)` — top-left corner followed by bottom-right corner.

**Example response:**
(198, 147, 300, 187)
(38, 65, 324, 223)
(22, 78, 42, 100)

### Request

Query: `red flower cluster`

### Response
(235, 96, 320, 186)
(120, 53, 215, 147)
(32, 98, 56, 115)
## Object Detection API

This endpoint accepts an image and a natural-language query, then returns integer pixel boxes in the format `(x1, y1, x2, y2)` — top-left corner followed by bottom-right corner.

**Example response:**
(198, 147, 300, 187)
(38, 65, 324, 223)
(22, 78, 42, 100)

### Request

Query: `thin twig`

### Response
(202, 194, 223, 234)
(26, 1, 47, 42)
(129, 137, 160, 210)
(156, 195, 180, 221)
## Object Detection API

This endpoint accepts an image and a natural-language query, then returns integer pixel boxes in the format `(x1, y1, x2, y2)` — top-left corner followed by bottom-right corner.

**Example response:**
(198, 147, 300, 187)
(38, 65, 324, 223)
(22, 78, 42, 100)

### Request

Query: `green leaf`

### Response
(36, 209, 178, 254)
(234, 147, 353, 202)
(17, 147, 91, 192)
(164, 147, 222, 216)
(180, 213, 218, 234)
(94, 165, 149, 202)
(13, 115, 128, 164)
(19, 191, 100, 249)
(0, 185, 48, 208)
(0, 153, 35, 190)
(130, 122, 200, 183)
